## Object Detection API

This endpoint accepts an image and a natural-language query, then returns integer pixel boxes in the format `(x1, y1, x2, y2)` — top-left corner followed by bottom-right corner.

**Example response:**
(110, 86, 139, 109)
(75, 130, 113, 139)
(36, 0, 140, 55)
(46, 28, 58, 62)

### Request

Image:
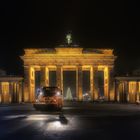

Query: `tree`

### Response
(65, 87, 73, 101)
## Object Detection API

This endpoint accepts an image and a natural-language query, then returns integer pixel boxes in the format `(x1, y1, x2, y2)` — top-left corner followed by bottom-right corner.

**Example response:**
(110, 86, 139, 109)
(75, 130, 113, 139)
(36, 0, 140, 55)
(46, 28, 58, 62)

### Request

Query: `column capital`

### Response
(93, 66, 98, 71)
(77, 65, 82, 70)
(40, 66, 46, 69)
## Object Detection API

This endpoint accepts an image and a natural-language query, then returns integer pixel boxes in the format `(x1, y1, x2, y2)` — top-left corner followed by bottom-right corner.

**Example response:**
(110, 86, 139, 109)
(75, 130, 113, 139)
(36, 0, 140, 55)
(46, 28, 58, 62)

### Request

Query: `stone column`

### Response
(15, 83, 18, 103)
(138, 81, 140, 101)
(40, 66, 49, 87)
(109, 67, 115, 101)
(21, 81, 24, 102)
(136, 81, 139, 102)
(90, 66, 94, 100)
(16, 83, 20, 103)
(61, 68, 63, 93)
(93, 67, 99, 100)
(116, 80, 123, 102)
(24, 66, 30, 102)
(24, 66, 35, 102)
(29, 67, 35, 102)
(104, 67, 109, 100)
(45, 67, 49, 87)
(76, 66, 83, 101)
(56, 66, 63, 89)
(125, 81, 129, 102)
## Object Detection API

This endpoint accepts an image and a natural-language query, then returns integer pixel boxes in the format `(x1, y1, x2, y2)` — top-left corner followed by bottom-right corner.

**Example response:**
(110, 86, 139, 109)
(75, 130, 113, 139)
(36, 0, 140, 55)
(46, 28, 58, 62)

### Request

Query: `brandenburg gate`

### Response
(21, 45, 116, 102)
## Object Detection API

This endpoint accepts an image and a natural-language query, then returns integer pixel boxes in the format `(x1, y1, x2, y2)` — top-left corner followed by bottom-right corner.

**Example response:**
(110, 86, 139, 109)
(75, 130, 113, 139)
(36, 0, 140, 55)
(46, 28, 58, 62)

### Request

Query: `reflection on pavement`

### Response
(25, 114, 78, 131)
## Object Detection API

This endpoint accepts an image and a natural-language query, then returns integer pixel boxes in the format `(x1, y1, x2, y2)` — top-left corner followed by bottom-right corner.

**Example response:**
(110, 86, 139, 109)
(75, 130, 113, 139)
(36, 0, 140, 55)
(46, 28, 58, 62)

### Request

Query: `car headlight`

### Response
(39, 92, 43, 95)
(56, 91, 61, 96)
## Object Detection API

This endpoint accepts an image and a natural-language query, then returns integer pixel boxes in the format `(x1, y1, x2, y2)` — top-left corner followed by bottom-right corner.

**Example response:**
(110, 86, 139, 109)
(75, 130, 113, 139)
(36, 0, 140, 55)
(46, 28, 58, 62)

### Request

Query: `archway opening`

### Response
(63, 71, 76, 100)
(35, 71, 41, 97)
(49, 71, 57, 87)
(82, 71, 90, 101)
(97, 71, 104, 98)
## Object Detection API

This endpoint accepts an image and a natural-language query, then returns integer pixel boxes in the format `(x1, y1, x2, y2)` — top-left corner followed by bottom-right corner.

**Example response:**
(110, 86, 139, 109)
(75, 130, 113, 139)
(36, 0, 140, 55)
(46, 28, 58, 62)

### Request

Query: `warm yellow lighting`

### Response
(129, 81, 137, 103)
(110, 90, 115, 101)
(21, 47, 115, 102)
(55, 48, 83, 54)
(45, 67, 49, 86)
(94, 92, 98, 100)
(48, 66, 57, 71)
(1, 82, 10, 103)
(139, 82, 140, 93)
(29, 67, 35, 102)
(62, 66, 77, 70)
(82, 65, 91, 71)
(98, 65, 105, 71)
(117, 93, 120, 102)
(104, 67, 109, 99)
(129, 82, 136, 94)
(24, 91, 29, 102)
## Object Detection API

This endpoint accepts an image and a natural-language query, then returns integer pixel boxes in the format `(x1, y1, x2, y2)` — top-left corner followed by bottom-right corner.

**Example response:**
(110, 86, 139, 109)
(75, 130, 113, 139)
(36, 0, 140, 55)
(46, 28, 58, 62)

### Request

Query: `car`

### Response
(33, 87, 63, 111)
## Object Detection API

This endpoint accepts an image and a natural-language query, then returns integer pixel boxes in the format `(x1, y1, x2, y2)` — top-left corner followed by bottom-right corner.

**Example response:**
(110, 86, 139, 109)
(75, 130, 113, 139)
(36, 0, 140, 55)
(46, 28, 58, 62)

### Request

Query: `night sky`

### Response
(0, 1, 140, 76)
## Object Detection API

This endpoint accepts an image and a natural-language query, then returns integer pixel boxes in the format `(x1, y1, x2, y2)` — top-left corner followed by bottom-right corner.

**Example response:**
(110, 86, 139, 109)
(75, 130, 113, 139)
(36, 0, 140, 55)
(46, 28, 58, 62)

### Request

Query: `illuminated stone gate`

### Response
(21, 46, 116, 102)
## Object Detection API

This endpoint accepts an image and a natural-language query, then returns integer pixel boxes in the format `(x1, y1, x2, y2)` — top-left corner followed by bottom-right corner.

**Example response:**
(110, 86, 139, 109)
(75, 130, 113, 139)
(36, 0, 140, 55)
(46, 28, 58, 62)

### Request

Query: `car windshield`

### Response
(42, 87, 57, 97)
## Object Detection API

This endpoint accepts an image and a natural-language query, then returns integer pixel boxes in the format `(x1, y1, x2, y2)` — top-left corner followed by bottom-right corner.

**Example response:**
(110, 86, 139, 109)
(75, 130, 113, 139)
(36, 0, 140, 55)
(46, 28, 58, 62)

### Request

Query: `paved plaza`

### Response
(0, 102, 140, 140)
